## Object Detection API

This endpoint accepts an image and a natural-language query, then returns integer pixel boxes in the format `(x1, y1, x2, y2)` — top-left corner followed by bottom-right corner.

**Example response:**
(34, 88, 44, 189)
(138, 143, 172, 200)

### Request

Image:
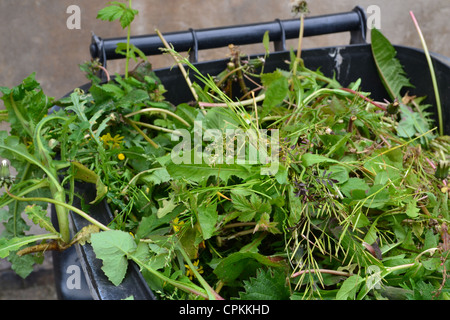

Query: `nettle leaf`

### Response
(371, 28, 414, 100)
(91, 230, 137, 286)
(238, 268, 290, 300)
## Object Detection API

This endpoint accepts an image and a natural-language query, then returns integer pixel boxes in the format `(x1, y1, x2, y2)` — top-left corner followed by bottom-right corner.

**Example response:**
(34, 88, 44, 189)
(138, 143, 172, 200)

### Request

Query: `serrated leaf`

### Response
(406, 198, 420, 218)
(25, 205, 57, 234)
(238, 268, 290, 300)
(91, 230, 137, 286)
(166, 156, 255, 183)
(157, 198, 177, 218)
(371, 28, 414, 100)
(96, 3, 125, 22)
(231, 193, 271, 222)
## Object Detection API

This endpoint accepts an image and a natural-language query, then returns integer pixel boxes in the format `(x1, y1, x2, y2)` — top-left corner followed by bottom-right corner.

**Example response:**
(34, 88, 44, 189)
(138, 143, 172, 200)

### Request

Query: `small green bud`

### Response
(435, 160, 449, 179)
(386, 100, 400, 115)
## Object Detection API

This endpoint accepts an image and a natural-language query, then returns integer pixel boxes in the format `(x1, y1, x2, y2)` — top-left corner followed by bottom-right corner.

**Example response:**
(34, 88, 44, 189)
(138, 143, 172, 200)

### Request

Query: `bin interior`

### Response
(154, 44, 450, 135)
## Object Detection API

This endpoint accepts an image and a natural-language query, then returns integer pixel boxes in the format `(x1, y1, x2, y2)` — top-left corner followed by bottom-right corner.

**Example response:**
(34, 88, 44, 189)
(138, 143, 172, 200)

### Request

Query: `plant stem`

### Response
(125, 107, 191, 127)
(177, 244, 224, 300)
(291, 268, 353, 278)
(156, 29, 208, 117)
(198, 94, 265, 108)
(124, 117, 159, 148)
(5, 189, 110, 232)
(410, 11, 443, 136)
(297, 13, 305, 60)
(124, 0, 133, 78)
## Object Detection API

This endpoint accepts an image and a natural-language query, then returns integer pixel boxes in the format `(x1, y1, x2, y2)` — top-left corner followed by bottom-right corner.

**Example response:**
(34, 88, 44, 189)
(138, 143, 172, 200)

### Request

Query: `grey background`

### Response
(1, 0, 449, 101)
(0, 0, 449, 299)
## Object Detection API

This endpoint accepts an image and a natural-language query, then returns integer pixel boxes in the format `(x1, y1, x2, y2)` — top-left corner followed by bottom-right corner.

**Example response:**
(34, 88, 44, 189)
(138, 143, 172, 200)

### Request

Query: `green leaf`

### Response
(214, 252, 281, 283)
(405, 198, 420, 218)
(120, 8, 138, 28)
(371, 28, 414, 100)
(231, 193, 271, 222)
(238, 268, 290, 300)
(91, 230, 137, 286)
(262, 30, 271, 56)
(156, 198, 177, 218)
(336, 274, 364, 300)
(261, 70, 289, 113)
(340, 178, 369, 198)
(166, 158, 256, 183)
(97, 2, 138, 29)
(97, 2, 125, 22)
(396, 104, 434, 143)
(301, 153, 339, 167)
(71, 161, 108, 204)
(197, 201, 218, 240)
(0, 234, 59, 259)
(25, 205, 57, 234)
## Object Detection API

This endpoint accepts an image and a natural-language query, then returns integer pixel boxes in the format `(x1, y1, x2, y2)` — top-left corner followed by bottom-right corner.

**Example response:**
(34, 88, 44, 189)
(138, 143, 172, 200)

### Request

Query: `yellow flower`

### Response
(101, 133, 124, 149)
(172, 217, 185, 233)
(185, 260, 204, 280)
(118, 153, 125, 161)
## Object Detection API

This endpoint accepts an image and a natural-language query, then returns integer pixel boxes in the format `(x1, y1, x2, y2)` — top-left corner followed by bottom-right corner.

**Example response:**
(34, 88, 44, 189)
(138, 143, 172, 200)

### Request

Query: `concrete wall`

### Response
(1, 0, 449, 101)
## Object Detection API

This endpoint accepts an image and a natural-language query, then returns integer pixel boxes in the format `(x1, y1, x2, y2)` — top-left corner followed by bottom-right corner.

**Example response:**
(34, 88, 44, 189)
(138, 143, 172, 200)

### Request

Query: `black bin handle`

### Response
(90, 6, 367, 67)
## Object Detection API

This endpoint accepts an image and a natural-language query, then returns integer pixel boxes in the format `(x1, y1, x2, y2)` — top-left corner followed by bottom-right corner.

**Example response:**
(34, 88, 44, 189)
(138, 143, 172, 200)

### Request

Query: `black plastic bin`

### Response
(52, 8, 450, 300)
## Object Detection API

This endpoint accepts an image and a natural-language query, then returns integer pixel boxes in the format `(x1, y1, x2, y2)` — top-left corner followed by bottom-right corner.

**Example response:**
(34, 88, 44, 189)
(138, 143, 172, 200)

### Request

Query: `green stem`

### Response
(129, 254, 209, 299)
(410, 11, 443, 136)
(125, 107, 191, 127)
(177, 243, 224, 300)
(9, 94, 32, 137)
(124, 118, 159, 149)
(125, 0, 132, 78)
(5, 189, 110, 233)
